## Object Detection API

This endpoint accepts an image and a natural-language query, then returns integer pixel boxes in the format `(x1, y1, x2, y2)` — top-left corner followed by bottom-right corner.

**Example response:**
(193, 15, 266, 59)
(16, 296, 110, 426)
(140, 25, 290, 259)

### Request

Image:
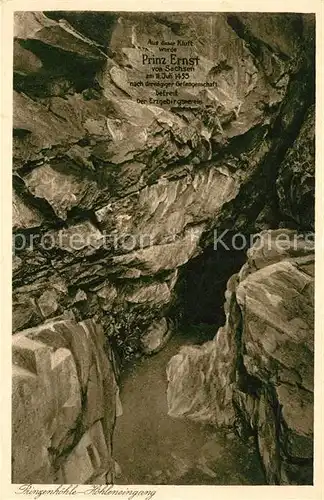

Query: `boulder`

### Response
(12, 318, 118, 484)
(141, 318, 171, 354)
(167, 230, 314, 484)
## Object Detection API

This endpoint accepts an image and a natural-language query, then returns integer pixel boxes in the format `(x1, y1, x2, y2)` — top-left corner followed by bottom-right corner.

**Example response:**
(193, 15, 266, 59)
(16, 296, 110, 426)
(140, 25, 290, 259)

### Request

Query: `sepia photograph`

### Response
(9, 6, 317, 491)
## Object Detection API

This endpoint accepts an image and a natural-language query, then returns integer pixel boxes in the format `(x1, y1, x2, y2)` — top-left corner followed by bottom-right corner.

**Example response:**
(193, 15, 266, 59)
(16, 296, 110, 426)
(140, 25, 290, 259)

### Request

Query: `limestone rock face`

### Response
(12, 12, 314, 360)
(277, 105, 315, 230)
(13, 191, 44, 230)
(167, 284, 240, 425)
(167, 230, 314, 484)
(12, 318, 119, 484)
(12, 12, 315, 486)
(14, 12, 105, 61)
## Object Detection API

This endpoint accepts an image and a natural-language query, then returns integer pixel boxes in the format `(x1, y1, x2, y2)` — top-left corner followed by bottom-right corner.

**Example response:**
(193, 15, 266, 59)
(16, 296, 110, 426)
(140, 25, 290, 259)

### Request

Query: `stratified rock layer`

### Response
(12, 12, 315, 486)
(166, 230, 314, 484)
(13, 13, 314, 359)
(12, 318, 119, 484)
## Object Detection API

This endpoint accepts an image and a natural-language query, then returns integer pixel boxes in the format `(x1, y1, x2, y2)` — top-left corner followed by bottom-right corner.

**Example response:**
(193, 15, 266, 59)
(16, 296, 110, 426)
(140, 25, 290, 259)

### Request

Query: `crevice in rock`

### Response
(44, 11, 118, 49)
(226, 14, 295, 64)
(174, 243, 247, 327)
(12, 11, 315, 486)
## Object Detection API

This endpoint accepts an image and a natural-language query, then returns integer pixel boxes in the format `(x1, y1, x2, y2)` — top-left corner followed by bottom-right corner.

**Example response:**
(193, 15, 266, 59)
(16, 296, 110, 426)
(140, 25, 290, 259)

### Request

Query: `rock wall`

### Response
(12, 317, 120, 484)
(167, 230, 314, 484)
(13, 12, 314, 358)
(277, 106, 315, 230)
(12, 12, 315, 485)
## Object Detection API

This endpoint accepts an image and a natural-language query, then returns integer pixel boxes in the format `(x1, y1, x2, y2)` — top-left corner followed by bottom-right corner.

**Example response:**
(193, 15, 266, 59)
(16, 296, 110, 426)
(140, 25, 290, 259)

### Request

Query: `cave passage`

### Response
(178, 242, 247, 326)
(112, 243, 264, 485)
(113, 328, 265, 485)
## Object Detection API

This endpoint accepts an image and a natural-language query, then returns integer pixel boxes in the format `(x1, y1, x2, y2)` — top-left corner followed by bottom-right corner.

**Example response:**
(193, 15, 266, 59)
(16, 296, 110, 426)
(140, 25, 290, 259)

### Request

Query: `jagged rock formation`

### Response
(12, 11, 315, 485)
(167, 230, 314, 484)
(12, 317, 120, 484)
(13, 12, 314, 352)
(277, 106, 315, 230)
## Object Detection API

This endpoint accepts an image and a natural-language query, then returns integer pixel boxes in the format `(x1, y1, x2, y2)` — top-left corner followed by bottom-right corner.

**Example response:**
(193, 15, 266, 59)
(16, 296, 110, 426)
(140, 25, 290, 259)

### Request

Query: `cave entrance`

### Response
(113, 236, 263, 485)
(175, 236, 247, 335)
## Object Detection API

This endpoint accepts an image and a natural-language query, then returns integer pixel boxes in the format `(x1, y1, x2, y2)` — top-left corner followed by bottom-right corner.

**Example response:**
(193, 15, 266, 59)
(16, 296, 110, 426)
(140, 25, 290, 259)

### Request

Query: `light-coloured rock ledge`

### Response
(166, 230, 314, 485)
(12, 318, 120, 484)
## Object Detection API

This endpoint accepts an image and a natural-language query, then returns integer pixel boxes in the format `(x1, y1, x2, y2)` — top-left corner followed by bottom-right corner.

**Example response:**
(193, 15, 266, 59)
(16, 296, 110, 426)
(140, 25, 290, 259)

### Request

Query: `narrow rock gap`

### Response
(112, 242, 261, 485)
(11, 11, 315, 486)
(175, 243, 247, 328)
